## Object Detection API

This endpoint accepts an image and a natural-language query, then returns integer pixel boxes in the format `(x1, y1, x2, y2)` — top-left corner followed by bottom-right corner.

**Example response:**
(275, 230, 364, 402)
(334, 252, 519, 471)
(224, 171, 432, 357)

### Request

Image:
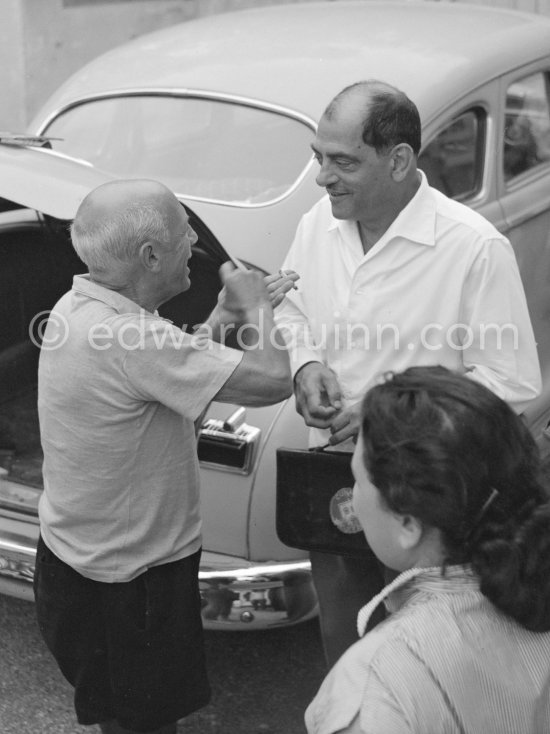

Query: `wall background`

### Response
(0, 0, 548, 130)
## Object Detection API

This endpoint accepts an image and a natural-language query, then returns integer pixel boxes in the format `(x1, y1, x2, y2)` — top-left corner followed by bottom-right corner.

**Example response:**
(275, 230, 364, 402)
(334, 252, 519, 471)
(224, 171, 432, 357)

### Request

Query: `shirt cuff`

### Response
(289, 347, 323, 380)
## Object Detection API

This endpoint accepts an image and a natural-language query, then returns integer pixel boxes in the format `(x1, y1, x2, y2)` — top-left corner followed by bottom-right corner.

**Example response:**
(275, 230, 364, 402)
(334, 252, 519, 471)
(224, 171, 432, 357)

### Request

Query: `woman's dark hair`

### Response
(360, 365, 550, 632)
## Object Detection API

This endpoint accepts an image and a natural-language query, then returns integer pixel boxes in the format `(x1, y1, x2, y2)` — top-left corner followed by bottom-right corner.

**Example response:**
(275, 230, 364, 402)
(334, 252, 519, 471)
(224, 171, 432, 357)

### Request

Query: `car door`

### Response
(497, 64, 550, 388)
(418, 68, 550, 457)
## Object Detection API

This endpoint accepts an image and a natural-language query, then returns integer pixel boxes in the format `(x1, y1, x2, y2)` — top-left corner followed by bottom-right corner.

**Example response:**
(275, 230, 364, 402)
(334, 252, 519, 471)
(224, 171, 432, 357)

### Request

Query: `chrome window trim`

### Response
(37, 88, 318, 209)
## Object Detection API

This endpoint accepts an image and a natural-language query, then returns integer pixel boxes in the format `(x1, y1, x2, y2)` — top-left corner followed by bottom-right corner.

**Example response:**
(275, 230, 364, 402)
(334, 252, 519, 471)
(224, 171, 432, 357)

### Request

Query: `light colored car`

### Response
(1, 0, 550, 630)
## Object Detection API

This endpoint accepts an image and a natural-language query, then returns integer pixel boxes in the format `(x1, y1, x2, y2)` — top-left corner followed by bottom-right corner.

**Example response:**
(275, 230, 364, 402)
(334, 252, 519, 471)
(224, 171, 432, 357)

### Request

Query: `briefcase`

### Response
(276, 447, 376, 559)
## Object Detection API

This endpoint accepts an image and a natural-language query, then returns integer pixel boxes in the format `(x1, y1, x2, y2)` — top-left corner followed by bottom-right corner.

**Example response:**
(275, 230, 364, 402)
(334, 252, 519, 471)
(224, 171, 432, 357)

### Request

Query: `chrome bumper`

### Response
(0, 533, 318, 630)
(0, 529, 37, 602)
(199, 552, 318, 630)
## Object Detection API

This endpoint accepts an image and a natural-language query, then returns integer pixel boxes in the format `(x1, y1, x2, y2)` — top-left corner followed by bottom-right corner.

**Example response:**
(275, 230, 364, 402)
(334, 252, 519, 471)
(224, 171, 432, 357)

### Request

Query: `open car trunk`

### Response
(0, 213, 82, 493)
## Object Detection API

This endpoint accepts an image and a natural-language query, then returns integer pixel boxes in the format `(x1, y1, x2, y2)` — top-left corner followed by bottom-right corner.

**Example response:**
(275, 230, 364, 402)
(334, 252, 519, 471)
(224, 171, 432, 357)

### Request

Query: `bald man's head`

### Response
(71, 179, 180, 275)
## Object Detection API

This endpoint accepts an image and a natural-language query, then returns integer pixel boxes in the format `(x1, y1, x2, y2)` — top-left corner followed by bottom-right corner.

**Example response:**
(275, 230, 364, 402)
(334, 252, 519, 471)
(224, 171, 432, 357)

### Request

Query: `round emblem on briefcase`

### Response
(329, 487, 362, 534)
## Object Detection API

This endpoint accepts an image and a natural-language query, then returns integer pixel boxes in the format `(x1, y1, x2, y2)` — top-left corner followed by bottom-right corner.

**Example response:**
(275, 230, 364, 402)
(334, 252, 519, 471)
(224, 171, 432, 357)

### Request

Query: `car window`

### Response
(418, 109, 483, 202)
(43, 95, 314, 206)
(504, 71, 550, 182)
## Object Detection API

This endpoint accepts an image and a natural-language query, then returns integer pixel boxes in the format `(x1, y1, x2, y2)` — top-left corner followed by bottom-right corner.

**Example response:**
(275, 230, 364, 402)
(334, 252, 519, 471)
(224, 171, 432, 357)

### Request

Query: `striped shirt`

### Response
(305, 565, 550, 734)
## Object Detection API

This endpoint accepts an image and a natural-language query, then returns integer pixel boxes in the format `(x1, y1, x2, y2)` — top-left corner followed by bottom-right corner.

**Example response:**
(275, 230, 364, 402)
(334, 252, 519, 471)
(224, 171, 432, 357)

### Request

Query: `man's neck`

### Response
(357, 172, 421, 255)
(357, 222, 385, 254)
(89, 274, 156, 312)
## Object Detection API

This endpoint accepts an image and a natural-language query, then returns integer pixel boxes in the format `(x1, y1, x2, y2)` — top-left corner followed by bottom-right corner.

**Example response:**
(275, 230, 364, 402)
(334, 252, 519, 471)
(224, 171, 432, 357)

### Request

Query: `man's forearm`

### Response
(194, 304, 234, 345)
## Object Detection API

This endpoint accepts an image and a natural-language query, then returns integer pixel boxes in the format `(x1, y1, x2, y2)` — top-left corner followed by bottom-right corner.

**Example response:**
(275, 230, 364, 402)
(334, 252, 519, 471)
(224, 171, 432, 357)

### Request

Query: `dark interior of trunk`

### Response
(0, 205, 225, 489)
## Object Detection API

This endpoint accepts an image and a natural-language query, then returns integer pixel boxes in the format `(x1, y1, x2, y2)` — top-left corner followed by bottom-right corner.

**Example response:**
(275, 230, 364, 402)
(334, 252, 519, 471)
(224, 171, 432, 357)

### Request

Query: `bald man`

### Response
(275, 80, 540, 668)
(33, 179, 292, 734)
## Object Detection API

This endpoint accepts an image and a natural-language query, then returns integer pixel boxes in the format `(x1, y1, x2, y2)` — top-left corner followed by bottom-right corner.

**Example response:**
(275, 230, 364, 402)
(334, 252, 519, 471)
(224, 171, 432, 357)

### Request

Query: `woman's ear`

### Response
(396, 513, 423, 551)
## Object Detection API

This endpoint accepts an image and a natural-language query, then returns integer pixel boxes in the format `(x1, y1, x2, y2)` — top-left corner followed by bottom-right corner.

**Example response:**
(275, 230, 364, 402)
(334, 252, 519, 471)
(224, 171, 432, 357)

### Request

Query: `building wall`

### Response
(1, 1, 26, 131)
(0, 0, 548, 130)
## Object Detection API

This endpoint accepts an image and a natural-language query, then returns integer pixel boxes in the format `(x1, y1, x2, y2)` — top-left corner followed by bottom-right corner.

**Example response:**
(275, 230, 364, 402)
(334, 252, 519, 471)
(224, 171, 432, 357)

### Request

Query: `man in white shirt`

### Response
(275, 79, 541, 667)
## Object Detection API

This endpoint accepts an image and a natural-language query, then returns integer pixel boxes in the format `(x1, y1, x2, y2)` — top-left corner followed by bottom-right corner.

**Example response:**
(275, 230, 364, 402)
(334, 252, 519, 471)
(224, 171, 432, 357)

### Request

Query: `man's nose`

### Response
(316, 162, 338, 188)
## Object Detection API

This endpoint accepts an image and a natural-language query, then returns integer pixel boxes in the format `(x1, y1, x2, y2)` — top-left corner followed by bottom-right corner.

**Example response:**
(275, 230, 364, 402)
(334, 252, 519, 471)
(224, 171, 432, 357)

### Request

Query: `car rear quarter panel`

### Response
(180, 168, 320, 276)
(247, 400, 309, 560)
(198, 400, 308, 561)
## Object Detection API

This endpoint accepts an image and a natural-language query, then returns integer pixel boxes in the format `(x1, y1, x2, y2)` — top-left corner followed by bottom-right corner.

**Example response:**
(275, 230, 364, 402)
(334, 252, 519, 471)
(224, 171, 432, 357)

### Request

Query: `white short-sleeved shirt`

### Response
(38, 275, 242, 582)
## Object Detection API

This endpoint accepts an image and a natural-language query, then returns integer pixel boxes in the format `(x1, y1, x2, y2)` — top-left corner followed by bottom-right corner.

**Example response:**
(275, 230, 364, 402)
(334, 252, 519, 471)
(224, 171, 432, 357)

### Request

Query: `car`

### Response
(1, 0, 550, 630)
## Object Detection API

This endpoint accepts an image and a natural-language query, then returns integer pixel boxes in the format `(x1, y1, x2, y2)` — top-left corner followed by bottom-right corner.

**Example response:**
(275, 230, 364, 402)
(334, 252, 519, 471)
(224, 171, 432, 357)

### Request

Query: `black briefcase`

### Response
(276, 447, 375, 558)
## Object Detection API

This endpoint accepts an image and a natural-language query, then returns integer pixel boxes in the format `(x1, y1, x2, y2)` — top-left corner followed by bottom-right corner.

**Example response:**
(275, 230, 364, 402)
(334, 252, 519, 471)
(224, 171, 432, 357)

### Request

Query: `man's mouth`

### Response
(328, 190, 348, 198)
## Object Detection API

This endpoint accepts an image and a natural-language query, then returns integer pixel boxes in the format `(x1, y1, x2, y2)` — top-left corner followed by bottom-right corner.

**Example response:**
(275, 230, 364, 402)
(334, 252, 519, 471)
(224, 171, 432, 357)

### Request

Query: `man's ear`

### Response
(396, 513, 423, 551)
(389, 144, 415, 182)
(139, 241, 161, 272)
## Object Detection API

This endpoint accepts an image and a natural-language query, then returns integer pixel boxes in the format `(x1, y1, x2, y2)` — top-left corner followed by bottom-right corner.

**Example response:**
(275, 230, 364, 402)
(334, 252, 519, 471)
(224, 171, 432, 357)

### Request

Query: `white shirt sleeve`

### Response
(275, 210, 325, 378)
(459, 236, 541, 413)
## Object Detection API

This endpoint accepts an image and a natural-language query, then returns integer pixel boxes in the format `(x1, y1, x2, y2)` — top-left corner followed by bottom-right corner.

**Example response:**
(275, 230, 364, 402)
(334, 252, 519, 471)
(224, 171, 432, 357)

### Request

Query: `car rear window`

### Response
(43, 95, 314, 206)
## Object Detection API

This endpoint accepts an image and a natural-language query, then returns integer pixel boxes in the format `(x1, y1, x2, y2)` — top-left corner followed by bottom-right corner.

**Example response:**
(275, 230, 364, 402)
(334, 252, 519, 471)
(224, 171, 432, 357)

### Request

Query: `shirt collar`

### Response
(357, 564, 478, 637)
(72, 274, 152, 317)
(328, 170, 437, 249)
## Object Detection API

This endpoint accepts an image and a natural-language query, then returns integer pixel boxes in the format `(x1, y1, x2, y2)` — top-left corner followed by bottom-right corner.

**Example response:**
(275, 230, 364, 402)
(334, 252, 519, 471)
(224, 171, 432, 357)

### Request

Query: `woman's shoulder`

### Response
(305, 623, 407, 734)
(305, 617, 447, 734)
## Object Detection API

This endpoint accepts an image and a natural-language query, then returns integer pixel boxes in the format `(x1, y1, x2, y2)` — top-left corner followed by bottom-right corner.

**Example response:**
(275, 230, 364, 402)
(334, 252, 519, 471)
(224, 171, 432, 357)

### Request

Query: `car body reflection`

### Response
(200, 569, 318, 629)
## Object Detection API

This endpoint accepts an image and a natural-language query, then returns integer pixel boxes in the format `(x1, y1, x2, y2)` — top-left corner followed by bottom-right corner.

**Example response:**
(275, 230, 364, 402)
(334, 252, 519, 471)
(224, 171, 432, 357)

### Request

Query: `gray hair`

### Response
(70, 202, 170, 273)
